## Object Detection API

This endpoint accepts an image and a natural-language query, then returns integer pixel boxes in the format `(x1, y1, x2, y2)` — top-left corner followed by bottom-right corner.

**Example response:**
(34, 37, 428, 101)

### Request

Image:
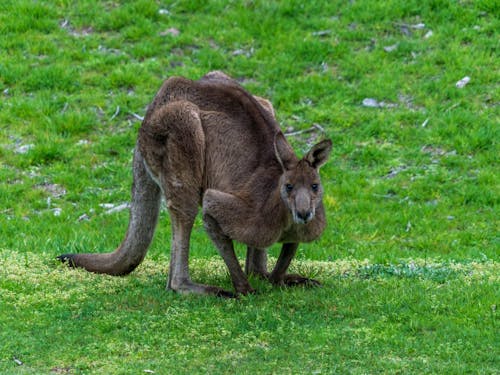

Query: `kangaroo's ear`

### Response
(304, 139, 332, 169)
(274, 132, 296, 171)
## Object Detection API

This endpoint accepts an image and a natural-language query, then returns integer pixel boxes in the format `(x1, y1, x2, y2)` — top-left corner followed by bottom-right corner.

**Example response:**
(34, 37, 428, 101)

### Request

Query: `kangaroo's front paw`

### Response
(284, 274, 321, 287)
(269, 273, 321, 288)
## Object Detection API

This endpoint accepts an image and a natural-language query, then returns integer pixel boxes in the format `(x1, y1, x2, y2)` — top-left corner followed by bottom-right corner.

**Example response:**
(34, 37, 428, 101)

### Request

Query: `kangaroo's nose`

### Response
(296, 210, 312, 223)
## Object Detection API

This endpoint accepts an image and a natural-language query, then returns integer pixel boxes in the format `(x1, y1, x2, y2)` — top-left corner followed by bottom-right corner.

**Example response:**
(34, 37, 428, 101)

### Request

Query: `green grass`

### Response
(2, 253, 498, 374)
(0, 0, 498, 373)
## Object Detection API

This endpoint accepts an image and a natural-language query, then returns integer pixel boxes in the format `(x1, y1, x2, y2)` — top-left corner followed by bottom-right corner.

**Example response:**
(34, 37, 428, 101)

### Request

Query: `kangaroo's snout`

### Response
(292, 188, 314, 224)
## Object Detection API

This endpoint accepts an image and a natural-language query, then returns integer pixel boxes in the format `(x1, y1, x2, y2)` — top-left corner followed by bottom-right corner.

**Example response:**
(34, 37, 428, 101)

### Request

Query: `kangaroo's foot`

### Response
(168, 279, 239, 298)
(268, 273, 321, 287)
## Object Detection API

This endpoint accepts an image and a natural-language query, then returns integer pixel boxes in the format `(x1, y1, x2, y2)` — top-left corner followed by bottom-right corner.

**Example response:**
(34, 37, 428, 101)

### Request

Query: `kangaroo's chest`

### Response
(278, 216, 326, 244)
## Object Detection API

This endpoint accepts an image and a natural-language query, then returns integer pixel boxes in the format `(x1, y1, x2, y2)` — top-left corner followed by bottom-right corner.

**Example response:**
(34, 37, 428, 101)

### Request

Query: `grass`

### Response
(2, 253, 498, 374)
(0, 0, 498, 373)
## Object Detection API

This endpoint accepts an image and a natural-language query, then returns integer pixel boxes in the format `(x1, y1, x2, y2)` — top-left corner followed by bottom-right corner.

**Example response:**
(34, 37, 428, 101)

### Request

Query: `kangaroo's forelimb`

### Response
(269, 243, 321, 287)
(244, 243, 321, 287)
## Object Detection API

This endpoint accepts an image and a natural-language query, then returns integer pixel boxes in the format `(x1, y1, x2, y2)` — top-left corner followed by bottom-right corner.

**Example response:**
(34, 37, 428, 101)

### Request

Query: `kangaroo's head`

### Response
(274, 132, 332, 224)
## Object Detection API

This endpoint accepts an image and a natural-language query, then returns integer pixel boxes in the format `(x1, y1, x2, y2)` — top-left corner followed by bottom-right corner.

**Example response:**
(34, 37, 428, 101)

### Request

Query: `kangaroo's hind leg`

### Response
(139, 100, 236, 297)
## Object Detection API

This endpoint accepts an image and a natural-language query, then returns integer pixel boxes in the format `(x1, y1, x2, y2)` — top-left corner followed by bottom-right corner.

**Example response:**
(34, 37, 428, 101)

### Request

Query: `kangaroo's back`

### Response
(143, 74, 285, 193)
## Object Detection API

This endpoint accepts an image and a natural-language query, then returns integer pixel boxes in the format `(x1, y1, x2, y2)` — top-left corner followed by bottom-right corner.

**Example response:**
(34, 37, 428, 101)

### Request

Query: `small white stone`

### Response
(15, 144, 35, 154)
(456, 76, 471, 88)
(383, 43, 398, 52)
(362, 98, 379, 108)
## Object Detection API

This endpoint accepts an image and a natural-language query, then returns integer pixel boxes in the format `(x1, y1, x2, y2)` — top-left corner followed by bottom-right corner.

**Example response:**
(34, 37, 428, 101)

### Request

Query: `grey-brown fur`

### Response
(58, 71, 332, 297)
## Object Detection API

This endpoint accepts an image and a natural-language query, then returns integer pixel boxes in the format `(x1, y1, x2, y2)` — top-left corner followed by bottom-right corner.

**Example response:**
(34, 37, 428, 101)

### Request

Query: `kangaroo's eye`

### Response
(311, 184, 319, 192)
(285, 184, 294, 193)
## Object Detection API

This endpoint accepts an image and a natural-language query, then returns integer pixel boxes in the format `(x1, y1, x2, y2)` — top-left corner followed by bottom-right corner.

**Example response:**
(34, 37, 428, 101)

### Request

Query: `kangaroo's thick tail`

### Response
(57, 146, 162, 275)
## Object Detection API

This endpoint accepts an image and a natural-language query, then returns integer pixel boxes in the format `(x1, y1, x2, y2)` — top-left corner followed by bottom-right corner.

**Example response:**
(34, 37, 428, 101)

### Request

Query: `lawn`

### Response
(0, 0, 498, 374)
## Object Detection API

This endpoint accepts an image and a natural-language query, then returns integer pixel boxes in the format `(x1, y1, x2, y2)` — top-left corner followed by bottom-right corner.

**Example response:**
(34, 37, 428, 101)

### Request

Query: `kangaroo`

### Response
(58, 71, 332, 297)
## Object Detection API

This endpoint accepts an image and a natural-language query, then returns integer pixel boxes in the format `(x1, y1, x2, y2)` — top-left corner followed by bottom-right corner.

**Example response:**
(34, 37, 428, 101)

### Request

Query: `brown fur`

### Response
(58, 71, 332, 297)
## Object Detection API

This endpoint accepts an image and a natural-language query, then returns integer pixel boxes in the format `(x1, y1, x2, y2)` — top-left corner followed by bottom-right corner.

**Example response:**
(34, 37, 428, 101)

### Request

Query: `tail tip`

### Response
(57, 254, 77, 268)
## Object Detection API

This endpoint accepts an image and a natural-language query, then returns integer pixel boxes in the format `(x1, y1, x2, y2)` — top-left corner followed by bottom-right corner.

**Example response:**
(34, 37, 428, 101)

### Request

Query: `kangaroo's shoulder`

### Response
(197, 73, 281, 139)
